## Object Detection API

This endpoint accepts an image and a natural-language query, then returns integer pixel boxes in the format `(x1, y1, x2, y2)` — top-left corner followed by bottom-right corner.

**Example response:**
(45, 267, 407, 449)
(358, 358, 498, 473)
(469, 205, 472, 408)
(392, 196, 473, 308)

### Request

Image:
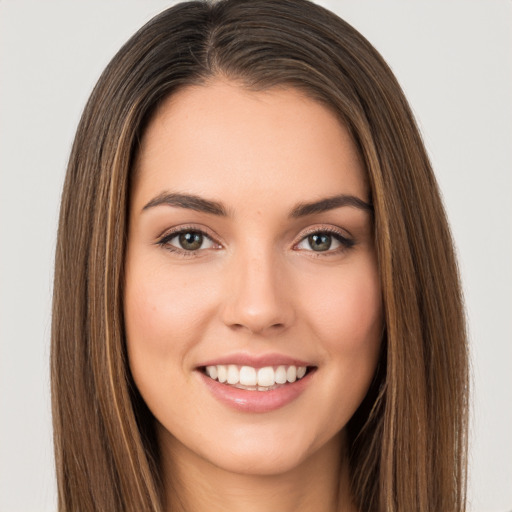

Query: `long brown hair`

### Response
(51, 1, 469, 510)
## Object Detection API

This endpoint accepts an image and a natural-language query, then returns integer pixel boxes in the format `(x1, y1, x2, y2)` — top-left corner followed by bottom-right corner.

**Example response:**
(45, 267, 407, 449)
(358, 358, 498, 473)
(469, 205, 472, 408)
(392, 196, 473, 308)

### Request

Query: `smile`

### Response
(203, 364, 309, 391)
(198, 358, 317, 413)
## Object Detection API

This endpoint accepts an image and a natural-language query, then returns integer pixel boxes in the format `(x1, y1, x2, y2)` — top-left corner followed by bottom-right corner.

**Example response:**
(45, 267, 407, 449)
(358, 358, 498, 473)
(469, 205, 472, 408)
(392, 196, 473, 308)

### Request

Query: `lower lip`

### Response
(198, 370, 314, 413)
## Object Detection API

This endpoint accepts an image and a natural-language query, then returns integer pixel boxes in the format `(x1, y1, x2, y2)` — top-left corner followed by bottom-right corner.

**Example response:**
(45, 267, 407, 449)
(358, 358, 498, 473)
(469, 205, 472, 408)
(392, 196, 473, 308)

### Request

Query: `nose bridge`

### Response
(222, 240, 293, 334)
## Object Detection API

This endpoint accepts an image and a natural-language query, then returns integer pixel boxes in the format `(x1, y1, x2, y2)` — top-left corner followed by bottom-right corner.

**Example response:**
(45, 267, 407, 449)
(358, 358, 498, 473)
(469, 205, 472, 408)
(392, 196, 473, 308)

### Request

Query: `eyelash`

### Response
(156, 225, 355, 257)
(156, 225, 220, 258)
(295, 226, 355, 256)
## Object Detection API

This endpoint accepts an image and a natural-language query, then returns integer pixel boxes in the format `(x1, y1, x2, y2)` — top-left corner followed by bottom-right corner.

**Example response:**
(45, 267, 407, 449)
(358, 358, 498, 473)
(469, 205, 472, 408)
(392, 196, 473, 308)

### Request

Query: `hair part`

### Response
(52, 1, 469, 510)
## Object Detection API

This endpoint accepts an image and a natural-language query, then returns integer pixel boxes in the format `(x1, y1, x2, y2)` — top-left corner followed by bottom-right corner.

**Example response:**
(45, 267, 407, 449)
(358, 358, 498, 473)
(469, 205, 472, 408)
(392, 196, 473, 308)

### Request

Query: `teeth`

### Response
(286, 366, 297, 383)
(239, 366, 257, 386)
(206, 365, 218, 380)
(257, 366, 274, 387)
(204, 364, 308, 389)
(275, 365, 287, 384)
(227, 364, 239, 385)
(217, 365, 227, 383)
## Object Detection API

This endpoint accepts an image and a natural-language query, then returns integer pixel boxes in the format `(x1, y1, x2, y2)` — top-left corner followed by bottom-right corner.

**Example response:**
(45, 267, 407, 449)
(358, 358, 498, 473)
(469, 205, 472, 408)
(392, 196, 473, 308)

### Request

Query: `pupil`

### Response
(309, 233, 331, 251)
(179, 232, 202, 250)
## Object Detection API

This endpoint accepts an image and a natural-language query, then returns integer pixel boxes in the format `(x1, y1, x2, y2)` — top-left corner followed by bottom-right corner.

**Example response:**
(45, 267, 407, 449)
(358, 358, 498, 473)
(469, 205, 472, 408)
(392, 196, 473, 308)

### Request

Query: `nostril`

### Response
(227, 321, 286, 335)
(220, 273, 296, 335)
(230, 323, 246, 332)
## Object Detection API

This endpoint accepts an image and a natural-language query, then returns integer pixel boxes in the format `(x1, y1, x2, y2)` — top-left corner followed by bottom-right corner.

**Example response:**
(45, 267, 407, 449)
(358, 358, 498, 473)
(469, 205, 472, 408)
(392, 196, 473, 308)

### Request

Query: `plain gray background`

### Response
(1, 1, 511, 510)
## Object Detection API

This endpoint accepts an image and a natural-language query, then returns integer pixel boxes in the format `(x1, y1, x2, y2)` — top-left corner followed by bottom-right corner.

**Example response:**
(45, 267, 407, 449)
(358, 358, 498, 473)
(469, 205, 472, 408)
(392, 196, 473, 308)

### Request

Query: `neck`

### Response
(159, 431, 356, 512)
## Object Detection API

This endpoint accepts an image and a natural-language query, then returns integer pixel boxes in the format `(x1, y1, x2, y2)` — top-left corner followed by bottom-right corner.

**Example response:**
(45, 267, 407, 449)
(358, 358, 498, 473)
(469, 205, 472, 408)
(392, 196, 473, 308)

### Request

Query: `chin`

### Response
(179, 423, 342, 478)
(209, 446, 308, 477)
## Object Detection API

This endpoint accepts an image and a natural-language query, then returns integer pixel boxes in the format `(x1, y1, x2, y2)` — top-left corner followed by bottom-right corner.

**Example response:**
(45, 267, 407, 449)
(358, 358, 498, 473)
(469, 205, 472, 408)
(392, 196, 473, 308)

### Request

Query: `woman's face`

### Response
(124, 81, 382, 476)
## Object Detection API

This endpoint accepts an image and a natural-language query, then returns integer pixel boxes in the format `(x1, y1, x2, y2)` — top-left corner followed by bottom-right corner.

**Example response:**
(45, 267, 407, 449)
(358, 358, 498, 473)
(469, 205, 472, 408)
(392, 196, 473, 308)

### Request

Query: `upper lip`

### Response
(197, 353, 315, 369)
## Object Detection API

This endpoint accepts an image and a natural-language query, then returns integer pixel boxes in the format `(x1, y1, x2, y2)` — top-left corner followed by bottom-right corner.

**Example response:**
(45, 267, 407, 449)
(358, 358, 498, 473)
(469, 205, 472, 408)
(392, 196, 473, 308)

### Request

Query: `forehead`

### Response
(132, 80, 368, 211)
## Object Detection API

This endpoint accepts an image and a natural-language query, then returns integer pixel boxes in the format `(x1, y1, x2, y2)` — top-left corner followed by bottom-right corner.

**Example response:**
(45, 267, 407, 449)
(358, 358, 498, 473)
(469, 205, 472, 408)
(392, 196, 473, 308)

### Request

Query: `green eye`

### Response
(178, 232, 204, 251)
(296, 229, 354, 254)
(308, 233, 332, 251)
(160, 229, 216, 252)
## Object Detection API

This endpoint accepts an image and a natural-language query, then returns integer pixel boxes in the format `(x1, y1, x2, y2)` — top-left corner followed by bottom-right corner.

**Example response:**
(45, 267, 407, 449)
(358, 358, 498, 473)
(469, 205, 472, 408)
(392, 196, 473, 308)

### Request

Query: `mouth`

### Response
(200, 364, 315, 392)
(197, 354, 317, 412)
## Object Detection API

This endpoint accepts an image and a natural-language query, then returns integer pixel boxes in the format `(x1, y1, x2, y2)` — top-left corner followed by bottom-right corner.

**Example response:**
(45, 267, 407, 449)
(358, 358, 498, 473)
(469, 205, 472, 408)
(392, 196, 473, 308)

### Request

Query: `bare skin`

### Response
(124, 80, 382, 512)
(160, 429, 355, 512)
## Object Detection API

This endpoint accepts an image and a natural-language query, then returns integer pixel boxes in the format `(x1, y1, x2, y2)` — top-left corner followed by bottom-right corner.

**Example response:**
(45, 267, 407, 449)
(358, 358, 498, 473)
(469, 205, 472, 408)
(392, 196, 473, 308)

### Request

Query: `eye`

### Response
(295, 230, 354, 253)
(159, 229, 217, 252)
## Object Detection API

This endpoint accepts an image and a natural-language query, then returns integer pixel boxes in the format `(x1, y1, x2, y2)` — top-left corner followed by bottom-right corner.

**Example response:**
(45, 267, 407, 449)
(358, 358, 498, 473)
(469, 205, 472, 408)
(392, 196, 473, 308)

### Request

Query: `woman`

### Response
(51, 1, 469, 511)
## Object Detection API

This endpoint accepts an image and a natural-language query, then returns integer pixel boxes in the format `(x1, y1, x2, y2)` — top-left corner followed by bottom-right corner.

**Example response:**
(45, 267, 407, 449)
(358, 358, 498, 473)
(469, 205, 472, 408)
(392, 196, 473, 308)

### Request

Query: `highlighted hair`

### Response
(52, 1, 468, 510)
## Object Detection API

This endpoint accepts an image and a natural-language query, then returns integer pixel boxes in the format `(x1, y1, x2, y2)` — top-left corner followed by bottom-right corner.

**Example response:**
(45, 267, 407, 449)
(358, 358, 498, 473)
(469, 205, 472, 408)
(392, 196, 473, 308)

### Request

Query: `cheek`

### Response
(124, 260, 214, 353)
(300, 260, 383, 354)
(305, 260, 383, 418)
(124, 283, 170, 392)
(123, 261, 194, 391)
(284, 258, 383, 447)
(123, 258, 213, 420)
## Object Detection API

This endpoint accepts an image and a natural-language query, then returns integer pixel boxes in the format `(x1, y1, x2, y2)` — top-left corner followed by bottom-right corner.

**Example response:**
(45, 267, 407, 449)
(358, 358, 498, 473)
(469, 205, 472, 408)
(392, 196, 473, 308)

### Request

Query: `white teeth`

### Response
(204, 364, 309, 389)
(206, 365, 218, 380)
(227, 364, 239, 384)
(239, 366, 257, 386)
(257, 366, 274, 387)
(275, 365, 287, 384)
(286, 365, 297, 383)
(217, 365, 227, 383)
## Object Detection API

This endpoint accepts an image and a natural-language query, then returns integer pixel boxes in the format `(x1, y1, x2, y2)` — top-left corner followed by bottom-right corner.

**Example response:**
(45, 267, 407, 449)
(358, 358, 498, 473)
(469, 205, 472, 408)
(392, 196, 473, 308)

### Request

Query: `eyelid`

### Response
(155, 223, 355, 256)
(297, 224, 352, 239)
(156, 224, 223, 253)
(293, 225, 355, 253)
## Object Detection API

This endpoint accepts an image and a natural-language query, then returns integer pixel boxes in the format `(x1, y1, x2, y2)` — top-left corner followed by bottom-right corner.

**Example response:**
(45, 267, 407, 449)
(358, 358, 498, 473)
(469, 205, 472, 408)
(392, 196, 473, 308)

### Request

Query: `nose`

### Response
(220, 247, 295, 336)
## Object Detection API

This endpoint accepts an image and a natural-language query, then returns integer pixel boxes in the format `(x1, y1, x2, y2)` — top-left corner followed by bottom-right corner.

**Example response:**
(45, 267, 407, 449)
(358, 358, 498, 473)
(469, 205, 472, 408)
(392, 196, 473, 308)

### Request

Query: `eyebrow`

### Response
(142, 192, 373, 217)
(142, 192, 228, 216)
(289, 194, 373, 217)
